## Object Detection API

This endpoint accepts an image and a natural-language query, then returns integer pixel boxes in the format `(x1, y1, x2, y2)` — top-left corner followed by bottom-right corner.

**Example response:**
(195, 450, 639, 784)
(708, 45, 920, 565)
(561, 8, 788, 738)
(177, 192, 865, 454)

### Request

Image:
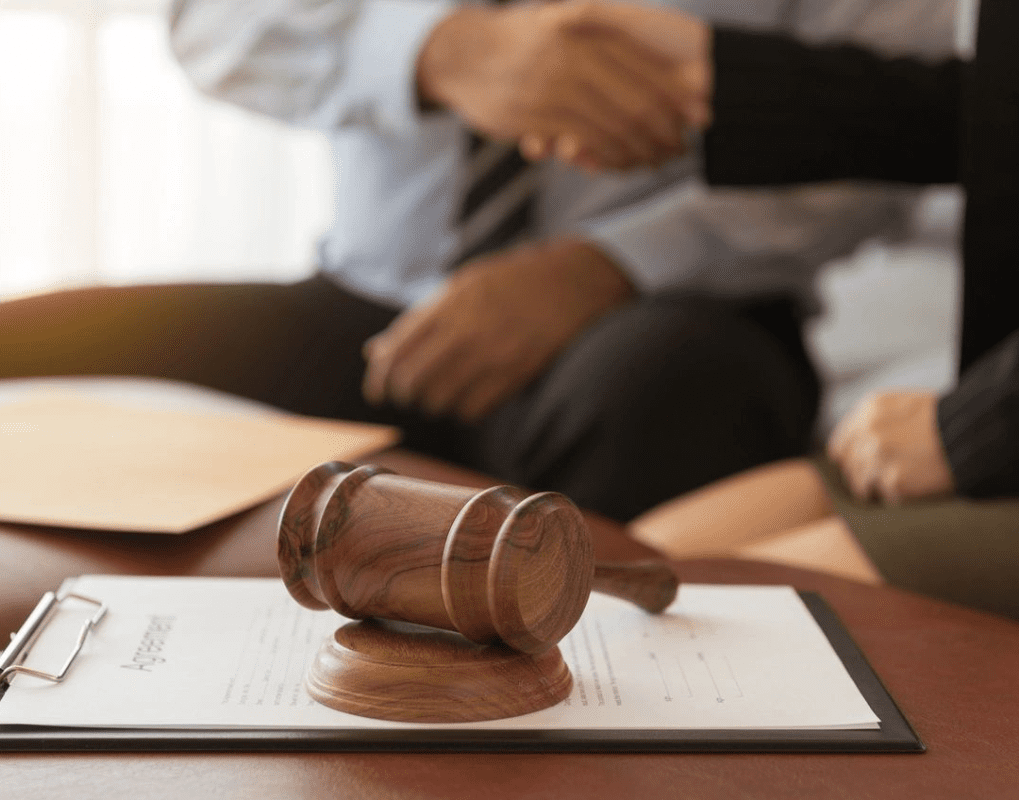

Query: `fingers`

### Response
(520, 133, 553, 161)
(514, 11, 709, 170)
(877, 466, 905, 505)
(835, 437, 881, 503)
(533, 39, 698, 169)
(365, 241, 627, 422)
(538, 99, 650, 170)
(573, 84, 674, 168)
(524, 77, 664, 169)
(592, 31, 697, 139)
(838, 451, 906, 505)
(675, 57, 713, 129)
(363, 325, 535, 422)
(387, 331, 484, 417)
(435, 0, 712, 170)
(517, 133, 588, 166)
(825, 417, 852, 466)
(561, 4, 712, 168)
(825, 391, 952, 504)
(416, 352, 482, 417)
(364, 311, 543, 422)
(452, 336, 551, 421)
(827, 409, 875, 501)
(361, 304, 438, 407)
(565, 43, 684, 165)
(362, 299, 525, 421)
(827, 396, 879, 501)
(370, 330, 460, 411)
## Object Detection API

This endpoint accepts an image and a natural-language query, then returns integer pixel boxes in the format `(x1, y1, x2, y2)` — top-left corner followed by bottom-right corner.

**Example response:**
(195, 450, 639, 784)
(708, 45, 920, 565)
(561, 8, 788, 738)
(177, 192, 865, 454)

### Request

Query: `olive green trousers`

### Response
(816, 459, 1019, 620)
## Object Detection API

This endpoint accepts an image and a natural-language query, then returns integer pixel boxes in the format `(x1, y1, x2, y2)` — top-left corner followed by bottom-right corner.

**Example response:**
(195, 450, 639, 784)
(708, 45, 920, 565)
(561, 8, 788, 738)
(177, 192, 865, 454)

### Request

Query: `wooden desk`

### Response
(0, 449, 647, 638)
(3, 449, 1019, 798)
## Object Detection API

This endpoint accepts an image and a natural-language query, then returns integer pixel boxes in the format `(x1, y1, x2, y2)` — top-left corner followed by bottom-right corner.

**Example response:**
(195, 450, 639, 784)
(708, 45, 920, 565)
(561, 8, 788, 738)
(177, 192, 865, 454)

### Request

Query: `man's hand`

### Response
(362, 239, 635, 422)
(518, 1, 714, 170)
(417, 0, 710, 169)
(827, 390, 956, 503)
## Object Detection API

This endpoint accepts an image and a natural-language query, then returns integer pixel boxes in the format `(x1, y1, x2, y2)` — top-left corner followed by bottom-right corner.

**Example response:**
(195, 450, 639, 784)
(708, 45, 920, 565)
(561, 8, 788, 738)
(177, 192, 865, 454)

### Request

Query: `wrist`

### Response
(551, 238, 637, 307)
(416, 6, 491, 111)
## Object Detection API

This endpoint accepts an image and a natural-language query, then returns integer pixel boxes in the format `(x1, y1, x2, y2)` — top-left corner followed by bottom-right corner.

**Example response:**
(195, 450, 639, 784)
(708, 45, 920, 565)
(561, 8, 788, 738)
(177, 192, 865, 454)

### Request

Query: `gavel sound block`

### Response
(278, 461, 678, 723)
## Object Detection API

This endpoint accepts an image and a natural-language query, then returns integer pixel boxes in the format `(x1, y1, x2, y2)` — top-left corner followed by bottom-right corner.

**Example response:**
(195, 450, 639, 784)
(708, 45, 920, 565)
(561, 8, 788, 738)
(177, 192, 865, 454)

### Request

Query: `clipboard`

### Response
(0, 582, 924, 754)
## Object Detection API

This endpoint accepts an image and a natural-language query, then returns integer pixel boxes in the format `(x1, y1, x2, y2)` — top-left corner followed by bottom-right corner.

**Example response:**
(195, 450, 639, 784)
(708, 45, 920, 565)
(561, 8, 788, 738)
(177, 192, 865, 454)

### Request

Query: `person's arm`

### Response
(550, 0, 962, 297)
(168, 0, 453, 137)
(825, 331, 1019, 503)
(704, 27, 965, 187)
(566, 172, 920, 297)
(415, 0, 702, 168)
(170, 0, 701, 163)
(361, 238, 635, 422)
(937, 330, 1019, 497)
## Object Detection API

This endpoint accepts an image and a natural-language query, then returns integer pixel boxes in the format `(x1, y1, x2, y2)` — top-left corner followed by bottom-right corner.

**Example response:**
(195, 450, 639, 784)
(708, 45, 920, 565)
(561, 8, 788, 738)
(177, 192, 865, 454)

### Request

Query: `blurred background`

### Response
(0, 0, 974, 432)
(0, 0, 329, 299)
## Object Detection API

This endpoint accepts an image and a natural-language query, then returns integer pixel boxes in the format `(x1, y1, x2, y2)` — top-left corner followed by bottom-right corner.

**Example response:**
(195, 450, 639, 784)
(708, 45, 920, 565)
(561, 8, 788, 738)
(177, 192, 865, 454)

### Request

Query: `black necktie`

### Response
(451, 136, 539, 267)
(449, 0, 538, 268)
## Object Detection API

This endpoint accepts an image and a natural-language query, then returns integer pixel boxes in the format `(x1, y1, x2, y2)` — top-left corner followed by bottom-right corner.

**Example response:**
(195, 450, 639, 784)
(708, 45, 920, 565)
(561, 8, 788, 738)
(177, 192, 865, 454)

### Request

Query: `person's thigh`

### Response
(629, 458, 834, 557)
(0, 275, 399, 419)
(471, 294, 820, 520)
(736, 516, 883, 585)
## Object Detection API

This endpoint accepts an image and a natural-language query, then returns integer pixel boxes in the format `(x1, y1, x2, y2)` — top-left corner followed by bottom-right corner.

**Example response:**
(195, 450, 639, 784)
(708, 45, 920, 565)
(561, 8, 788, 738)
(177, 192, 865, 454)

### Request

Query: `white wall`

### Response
(0, 0, 331, 298)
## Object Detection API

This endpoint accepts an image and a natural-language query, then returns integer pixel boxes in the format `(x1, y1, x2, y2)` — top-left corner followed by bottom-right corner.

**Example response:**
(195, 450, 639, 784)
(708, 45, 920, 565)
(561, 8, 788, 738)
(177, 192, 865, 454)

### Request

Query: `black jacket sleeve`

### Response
(937, 330, 1019, 498)
(701, 25, 1019, 499)
(703, 28, 964, 187)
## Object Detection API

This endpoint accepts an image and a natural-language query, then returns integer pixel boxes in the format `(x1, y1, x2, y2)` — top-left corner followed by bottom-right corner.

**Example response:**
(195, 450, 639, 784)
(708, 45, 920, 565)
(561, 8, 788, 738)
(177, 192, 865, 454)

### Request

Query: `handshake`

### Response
(416, 0, 713, 171)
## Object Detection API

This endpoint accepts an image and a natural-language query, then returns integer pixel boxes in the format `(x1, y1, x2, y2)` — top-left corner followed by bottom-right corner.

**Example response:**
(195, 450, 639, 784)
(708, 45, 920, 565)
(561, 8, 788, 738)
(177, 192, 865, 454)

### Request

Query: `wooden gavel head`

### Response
(277, 462, 596, 655)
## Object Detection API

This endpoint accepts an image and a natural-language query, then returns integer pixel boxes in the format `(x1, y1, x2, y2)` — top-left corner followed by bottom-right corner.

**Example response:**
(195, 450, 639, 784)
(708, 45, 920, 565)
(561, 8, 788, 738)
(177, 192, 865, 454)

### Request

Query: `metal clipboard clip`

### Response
(0, 590, 107, 688)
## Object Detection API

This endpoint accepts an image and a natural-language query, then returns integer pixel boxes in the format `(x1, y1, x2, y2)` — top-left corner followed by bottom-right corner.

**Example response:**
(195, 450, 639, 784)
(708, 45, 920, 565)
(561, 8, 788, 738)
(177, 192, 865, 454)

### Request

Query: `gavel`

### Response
(278, 461, 679, 655)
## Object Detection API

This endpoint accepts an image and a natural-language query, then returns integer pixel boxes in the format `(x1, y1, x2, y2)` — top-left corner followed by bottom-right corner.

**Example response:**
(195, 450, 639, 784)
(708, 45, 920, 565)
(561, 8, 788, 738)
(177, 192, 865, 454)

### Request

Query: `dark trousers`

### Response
(0, 274, 819, 520)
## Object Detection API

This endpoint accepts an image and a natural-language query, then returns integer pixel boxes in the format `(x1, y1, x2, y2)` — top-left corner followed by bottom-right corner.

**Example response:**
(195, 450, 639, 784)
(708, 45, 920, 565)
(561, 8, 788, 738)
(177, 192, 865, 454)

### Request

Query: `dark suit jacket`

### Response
(703, 0, 1019, 498)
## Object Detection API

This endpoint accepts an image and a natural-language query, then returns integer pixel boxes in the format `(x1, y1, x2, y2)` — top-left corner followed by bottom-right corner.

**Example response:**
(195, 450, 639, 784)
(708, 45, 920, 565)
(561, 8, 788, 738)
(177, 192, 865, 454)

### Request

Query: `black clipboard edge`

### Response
(796, 592, 924, 753)
(0, 591, 924, 754)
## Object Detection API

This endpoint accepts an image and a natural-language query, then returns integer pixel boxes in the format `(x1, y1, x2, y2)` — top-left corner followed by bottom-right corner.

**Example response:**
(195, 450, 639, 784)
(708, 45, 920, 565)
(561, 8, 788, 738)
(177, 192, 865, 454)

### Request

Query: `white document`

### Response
(0, 576, 879, 732)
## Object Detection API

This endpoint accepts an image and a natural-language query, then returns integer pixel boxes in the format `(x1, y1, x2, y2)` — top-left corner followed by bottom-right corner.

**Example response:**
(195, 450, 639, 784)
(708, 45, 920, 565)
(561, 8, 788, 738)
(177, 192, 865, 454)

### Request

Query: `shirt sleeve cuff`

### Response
(346, 0, 455, 138)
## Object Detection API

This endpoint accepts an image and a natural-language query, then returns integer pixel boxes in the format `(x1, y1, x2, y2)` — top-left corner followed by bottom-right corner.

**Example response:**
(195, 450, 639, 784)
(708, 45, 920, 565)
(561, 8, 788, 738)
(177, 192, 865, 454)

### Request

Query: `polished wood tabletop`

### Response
(2, 448, 1019, 799)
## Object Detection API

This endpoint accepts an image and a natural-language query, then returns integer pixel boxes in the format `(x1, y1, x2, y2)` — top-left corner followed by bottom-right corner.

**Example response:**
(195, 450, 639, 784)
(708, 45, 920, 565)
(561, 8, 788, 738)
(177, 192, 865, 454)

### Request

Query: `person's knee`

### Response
(478, 299, 816, 518)
(546, 300, 810, 459)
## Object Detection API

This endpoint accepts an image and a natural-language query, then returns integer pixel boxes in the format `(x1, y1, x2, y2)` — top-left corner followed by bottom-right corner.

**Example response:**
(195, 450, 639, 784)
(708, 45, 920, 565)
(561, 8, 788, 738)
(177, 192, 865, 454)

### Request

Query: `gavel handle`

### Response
(592, 561, 679, 614)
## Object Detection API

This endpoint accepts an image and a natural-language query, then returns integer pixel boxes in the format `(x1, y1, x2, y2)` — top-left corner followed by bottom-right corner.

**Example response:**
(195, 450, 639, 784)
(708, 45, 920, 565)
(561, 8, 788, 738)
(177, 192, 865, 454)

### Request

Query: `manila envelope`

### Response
(0, 391, 399, 533)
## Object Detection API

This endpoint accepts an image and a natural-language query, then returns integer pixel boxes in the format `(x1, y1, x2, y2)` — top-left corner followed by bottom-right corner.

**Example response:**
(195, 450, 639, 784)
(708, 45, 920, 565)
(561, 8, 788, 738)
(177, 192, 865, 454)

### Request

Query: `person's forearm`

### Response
(415, 0, 701, 168)
(576, 175, 923, 295)
(169, 0, 451, 133)
(703, 27, 964, 187)
(415, 4, 486, 112)
(937, 330, 1019, 498)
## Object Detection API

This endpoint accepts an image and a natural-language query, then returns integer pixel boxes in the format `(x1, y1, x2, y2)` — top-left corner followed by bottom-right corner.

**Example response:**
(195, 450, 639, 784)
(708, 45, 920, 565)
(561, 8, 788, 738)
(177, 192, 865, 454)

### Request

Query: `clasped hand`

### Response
(417, 0, 712, 170)
(827, 390, 956, 503)
(362, 240, 634, 422)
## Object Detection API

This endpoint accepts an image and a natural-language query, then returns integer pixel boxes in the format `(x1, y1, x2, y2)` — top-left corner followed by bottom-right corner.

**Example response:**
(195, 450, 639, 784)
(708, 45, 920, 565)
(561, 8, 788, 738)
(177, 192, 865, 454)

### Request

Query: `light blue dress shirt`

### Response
(168, 0, 958, 310)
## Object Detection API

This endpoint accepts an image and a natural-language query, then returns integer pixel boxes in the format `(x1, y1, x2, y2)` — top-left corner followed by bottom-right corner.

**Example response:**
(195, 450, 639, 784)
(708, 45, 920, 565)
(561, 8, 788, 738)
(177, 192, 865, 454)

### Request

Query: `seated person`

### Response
(595, 0, 1019, 618)
(0, 0, 951, 522)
